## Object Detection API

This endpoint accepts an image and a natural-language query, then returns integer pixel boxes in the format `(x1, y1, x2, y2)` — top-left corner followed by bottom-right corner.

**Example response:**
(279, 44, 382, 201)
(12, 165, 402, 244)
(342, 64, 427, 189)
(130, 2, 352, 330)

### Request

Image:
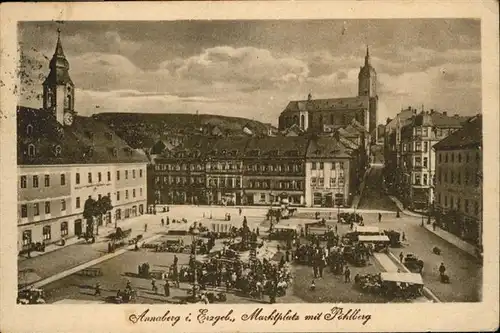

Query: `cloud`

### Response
(18, 32, 481, 126)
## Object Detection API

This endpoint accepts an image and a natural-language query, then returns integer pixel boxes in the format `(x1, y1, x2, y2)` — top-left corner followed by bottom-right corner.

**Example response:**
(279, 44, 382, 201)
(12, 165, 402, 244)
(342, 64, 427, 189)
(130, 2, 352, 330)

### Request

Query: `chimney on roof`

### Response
(386, 117, 391, 125)
(454, 114, 459, 117)
(443, 111, 447, 116)
(430, 109, 435, 113)
(412, 109, 417, 115)
(307, 93, 312, 101)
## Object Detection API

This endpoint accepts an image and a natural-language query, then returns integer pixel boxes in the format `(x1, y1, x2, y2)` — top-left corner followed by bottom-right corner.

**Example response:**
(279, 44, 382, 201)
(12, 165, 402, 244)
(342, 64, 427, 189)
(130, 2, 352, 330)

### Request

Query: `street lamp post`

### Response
(190, 223, 200, 301)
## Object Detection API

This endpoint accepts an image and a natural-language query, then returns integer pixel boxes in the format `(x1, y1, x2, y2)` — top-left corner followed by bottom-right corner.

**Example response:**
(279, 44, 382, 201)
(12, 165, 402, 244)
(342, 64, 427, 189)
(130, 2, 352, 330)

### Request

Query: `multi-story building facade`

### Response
(149, 129, 367, 208)
(433, 115, 482, 246)
(305, 136, 359, 207)
(205, 138, 247, 205)
(153, 136, 207, 205)
(242, 136, 308, 206)
(383, 106, 416, 191)
(398, 110, 470, 211)
(17, 32, 148, 251)
(278, 47, 379, 143)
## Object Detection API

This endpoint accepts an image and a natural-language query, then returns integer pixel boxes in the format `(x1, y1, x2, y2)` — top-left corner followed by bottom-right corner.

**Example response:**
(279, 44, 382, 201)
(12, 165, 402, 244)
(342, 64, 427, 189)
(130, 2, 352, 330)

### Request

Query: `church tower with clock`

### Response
(43, 29, 75, 126)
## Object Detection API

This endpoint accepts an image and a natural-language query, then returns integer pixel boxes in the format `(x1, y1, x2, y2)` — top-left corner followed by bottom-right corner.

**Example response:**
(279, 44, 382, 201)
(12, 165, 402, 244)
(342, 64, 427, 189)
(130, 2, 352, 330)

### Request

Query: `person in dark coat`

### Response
(344, 267, 351, 283)
(164, 280, 170, 297)
(378, 213, 382, 222)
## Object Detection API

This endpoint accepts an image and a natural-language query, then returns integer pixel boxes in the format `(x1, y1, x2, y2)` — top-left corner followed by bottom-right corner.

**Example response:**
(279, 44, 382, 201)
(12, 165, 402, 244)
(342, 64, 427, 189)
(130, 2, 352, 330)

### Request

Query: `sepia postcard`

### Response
(0, 1, 499, 332)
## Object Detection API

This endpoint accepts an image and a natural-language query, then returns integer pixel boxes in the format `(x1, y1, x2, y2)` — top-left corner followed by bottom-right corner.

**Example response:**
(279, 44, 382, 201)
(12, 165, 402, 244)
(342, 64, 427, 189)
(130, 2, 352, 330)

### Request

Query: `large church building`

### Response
(278, 47, 379, 143)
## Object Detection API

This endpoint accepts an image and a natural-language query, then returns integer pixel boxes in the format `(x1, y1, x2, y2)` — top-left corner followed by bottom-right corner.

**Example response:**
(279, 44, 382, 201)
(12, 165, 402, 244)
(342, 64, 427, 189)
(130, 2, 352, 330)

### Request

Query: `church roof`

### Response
(17, 106, 148, 165)
(282, 96, 369, 113)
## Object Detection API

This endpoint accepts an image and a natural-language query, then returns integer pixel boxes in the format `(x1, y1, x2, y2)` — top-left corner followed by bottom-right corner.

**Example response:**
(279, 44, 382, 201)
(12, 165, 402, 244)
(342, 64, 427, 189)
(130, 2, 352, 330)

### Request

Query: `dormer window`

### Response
(27, 144, 36, 157)
(26, 124, 34, 136)
(85, 146, 94, 157)
(54, 145, 62, 157)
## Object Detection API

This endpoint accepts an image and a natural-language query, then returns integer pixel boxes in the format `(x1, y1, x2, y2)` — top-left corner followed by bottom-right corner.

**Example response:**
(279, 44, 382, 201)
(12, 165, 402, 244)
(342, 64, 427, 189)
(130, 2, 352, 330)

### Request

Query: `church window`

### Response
(26, 124, 33, 136)
(301, 115, 305, 128)
(67, 94, 72, 109)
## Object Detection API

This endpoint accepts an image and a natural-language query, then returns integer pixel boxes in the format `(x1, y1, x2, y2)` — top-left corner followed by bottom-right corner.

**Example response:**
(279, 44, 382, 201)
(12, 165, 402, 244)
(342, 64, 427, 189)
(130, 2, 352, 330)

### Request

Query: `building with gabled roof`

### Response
(17, 31, 148, 253)
(305, 136, 360, 207)
(278, 47, 379, 143)
(433, 115, 482, 246)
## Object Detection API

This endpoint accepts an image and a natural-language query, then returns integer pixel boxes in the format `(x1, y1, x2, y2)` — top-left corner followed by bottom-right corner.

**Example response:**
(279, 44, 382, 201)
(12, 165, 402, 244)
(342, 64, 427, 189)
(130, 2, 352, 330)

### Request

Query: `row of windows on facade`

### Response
(155, 163, 308, 173)
(20, 169, 144, 189)
(22, 223, 69, 245)
(311, 162, 345, 170)
(409, 127, 456, 138)
(436, 195, 481, 216)
(402, 141, 430, 153)
(413, 157, 429, 168)
(438, 151, 481, 164)
(247, 180, 303, 190)
(20, 188, 144, 218)
(311, 176, 345, 188)
(436, 168, 481, 187)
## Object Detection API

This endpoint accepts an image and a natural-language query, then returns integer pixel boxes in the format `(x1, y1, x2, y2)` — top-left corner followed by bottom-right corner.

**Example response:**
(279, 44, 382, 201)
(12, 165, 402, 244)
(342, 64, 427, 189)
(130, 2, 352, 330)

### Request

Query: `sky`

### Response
(18, 19, 481, 125)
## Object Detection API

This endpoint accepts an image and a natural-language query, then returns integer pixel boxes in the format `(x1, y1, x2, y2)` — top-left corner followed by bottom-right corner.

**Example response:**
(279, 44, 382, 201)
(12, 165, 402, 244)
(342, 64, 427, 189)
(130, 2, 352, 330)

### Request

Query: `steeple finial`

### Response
(365, 45, 370, 66)
(54, 27, 65, 57)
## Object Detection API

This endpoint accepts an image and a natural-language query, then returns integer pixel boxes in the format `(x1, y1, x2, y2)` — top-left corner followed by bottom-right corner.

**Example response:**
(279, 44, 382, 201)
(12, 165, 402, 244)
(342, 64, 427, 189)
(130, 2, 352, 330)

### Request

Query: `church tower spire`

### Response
(358, 45, 377, 97)
(43, 28, 75, 126)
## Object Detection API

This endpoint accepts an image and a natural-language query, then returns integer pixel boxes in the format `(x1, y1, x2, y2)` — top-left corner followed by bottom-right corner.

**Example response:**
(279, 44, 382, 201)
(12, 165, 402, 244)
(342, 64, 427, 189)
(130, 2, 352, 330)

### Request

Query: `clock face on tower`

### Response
(63, 111, 74, 126)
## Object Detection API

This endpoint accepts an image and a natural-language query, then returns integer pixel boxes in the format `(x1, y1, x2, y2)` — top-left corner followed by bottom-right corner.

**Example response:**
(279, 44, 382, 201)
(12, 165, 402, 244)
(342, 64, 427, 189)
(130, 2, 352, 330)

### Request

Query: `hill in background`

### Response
(92, 113, 275, 149)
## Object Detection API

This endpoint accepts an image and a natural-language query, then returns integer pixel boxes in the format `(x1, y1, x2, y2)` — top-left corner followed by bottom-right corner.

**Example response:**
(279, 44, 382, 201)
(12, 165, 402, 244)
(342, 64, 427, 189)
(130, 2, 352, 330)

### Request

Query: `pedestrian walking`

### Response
(144, 223, 148, 232)
(166, 217, 170, 226)
(161, 219, 164, 227)
(378, 213, 382, 223)
(239, 207, 242, 216)
(335, 224, 338, 233)
(344, 267, 351, 283)
(439, 263, 446, 276)
(173, 254, 178, 266)
(399, 252, 404, 262)
(151, 278, 157, 293)
(94, 282, 101, 296)
(164, 280, 170, 297)
(402, 232, 406, 242)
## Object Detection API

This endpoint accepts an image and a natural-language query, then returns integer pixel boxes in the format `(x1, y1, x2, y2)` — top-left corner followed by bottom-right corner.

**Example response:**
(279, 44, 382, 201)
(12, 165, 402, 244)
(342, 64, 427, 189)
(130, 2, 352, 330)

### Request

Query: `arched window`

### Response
(301, 115, 305, 129)
(26, 124, 33, 136)
(28, 144, 36, 157)
(67, 94, 72, 109)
